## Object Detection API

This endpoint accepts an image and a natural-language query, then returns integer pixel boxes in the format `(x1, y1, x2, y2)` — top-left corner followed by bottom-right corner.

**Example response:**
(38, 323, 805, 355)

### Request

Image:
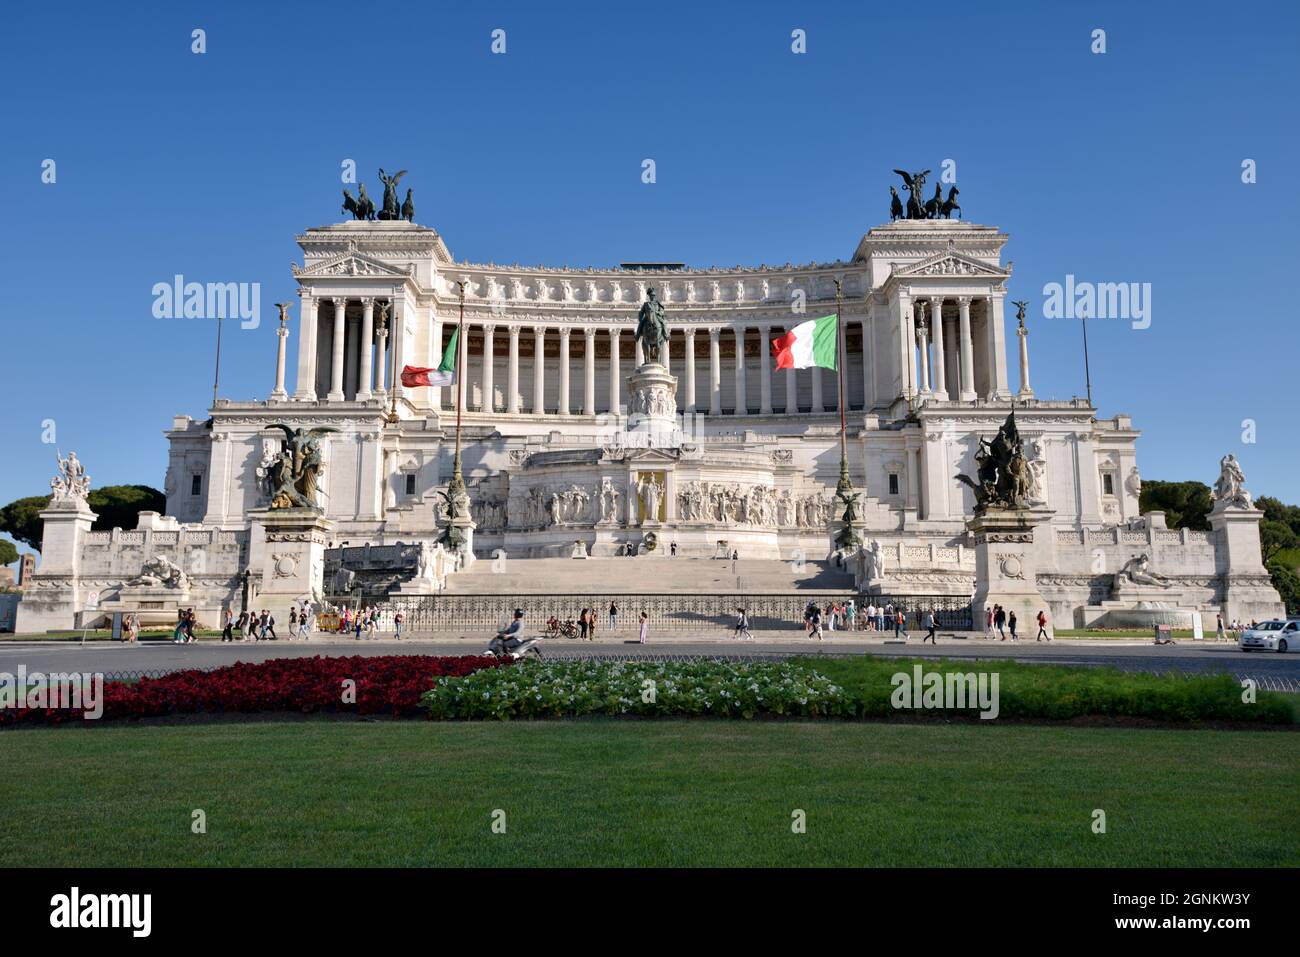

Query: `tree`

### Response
(86, 485, 166, 534)
(0, 486, 165, 552)
(0, 496, 50, 551)
(1137, 480, 1213, 531)
(1257, 495, 1300, 537)
(1260, 520, 1299, 565)
(1267, 558, 1300, 616)
(0, 539, 18, 567)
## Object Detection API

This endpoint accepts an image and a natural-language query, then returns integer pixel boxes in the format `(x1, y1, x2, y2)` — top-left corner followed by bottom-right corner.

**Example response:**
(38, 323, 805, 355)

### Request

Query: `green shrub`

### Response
(421, 659, 856, 720)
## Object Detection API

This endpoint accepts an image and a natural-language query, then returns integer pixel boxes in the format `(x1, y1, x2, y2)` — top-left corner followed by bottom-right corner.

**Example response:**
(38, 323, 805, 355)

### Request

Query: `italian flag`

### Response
(771, 315, 838, 371)
(401, 326, 458, 387)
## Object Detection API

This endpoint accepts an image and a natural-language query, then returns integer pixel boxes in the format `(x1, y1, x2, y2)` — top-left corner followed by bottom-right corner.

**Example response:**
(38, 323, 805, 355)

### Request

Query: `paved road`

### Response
(2, 634, 1297, 689)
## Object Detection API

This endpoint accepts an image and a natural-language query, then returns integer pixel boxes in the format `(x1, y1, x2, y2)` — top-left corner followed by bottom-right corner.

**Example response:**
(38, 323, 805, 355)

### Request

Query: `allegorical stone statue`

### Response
(51, 450, 90, 502)
(863, 539, 885, 584)
(635, 288, 669, 365)
(264, 425, 338, 510)
(1119, 553, 1173, 588)
(1212, 453, 1254, 510)
(377, 168, 407, 220)
(127, 555, 189, 590)
(955, 410, 1035, 510)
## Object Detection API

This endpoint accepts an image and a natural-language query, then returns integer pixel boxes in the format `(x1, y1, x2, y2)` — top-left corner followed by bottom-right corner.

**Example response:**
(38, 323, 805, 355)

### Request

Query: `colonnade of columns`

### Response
(285, 296, 1008, 412)
(908, 295, 988, 402)
(292, 294, 400, 403)
(425, 320, 878, 417)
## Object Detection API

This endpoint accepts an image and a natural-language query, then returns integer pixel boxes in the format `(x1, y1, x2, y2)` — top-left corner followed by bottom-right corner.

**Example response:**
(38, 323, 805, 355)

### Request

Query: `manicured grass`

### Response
(0, 721, 1295, 867)
(1053, 628, 1234, 639)
(799, 656, 1296, 724)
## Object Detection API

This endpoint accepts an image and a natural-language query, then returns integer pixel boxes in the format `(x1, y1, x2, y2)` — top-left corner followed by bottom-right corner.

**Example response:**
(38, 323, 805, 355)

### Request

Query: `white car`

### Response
(1239, 619, 1299, 653)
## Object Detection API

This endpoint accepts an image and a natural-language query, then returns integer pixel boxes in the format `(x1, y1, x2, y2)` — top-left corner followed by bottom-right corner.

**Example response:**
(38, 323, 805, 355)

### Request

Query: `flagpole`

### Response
(212, 314, 224, 408)
(833, 278, 850, 496)
(386, 298, 399, 425)
(452, 282, 466, 482)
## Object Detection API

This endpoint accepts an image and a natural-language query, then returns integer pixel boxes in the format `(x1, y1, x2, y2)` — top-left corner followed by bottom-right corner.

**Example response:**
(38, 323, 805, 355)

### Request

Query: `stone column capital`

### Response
(507, 323, 522, 337)
(583, 326, 597, 341)
(482, 322, 497, 335)
(956, 295, 973, 306)
(360, 296, 375, 307)
(332, 296, 348, 307)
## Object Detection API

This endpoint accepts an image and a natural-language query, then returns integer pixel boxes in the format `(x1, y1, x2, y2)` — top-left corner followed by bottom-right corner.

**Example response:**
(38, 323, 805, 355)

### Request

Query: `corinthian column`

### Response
(917, 317, 932, 394)
(532, 327, 546, 413)
(683, 328, 697, 413)
(758, 324, 772, 414)
(506, 324, 521, 413)
(328, 298, 347, 401)
(293, 291, 318, 400)
(1017, 318, 1034, 398)
(607, 326, 621, 413)
(583, 327, 596, 415)
(558, 326, 571, 416)
(957, 296, 976, 401)
(271, 309, 290, 400)
(733, 325, 747, 415)
(708, 327, 722, 415)
(481, 323, 496, 411)
(929, 296, 947, 400)
(357, 298, 374, 400)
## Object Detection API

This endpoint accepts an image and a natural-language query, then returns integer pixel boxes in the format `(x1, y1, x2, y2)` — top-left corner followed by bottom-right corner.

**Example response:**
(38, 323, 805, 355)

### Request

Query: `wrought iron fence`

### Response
(372, 592, 975, 633)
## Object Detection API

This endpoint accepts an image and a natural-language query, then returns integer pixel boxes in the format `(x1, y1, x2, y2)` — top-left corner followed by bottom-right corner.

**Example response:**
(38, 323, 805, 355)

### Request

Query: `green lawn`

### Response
(1, 721, 1295, 867)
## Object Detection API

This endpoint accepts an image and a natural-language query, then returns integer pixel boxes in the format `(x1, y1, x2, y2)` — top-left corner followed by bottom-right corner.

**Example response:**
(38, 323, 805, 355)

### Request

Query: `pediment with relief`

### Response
(292, 251, 412, 279)
(892, 251, 1009, 280)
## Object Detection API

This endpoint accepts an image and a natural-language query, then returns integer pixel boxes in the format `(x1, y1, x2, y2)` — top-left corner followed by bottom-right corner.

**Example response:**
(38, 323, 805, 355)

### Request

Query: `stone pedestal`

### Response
(968, 506, 1054, 631)
(627, 363, 678, 438)
(16, 498, 98, 633)
(1209, 505, 1285, 622)
(250, 508, 333, 621)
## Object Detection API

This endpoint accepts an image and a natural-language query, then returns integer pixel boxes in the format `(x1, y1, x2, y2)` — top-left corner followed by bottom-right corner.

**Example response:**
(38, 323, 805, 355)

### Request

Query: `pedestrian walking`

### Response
(809, 605, 824, 640)
(923, 609, 937, 644)
(264, 610, 277, 640)
(1215, 614, 1226, 640)
(638, 611, 649, 644)
(985, 605, 994, 638)
(894, 609, 906, 640)
(865, 603, 876, 633)
(734, 606, 753, 640)
(827, 601, 838, 631)
(846, 598, 856, 632)
(994, 605, 1007, 641)
(670, 542, 677, 557)
(609, 601, 619, 630)
(803, 601, 815, 635)
(731, 549, 739, 575)
(579, 608, 590, 641)
(222, 608, 234, 643)
(354, 611, 363, 640)
(123, 612, 139, 644)
(1008, 610, 1018, 642)
(288, 608, 297, 640)
(299, 606, 312, 640)
(1036, 609, 1051, 642)
(394, 609, 405, 640)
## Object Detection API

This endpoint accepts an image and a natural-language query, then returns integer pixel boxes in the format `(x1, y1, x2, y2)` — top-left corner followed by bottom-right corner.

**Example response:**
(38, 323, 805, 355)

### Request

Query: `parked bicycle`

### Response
(544, 616, 579, 639)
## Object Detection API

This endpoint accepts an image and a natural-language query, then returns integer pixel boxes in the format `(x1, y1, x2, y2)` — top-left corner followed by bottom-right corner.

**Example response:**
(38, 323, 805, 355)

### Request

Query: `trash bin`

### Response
(1154, 624, 1174, 644)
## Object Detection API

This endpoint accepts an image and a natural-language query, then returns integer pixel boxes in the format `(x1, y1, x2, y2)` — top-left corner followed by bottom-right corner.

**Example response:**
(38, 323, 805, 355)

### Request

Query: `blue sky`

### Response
(2, 0, 1297, 561)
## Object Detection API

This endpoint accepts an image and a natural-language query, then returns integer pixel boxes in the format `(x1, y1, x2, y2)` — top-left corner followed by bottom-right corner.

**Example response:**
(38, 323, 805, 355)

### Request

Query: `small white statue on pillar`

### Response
(1212, 454, 1254, 511)
(51, 450, 91, 503)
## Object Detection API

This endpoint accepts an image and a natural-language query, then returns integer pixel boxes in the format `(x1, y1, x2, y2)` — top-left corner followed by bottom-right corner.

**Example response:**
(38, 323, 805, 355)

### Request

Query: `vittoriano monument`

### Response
(264, 425, 337, 510)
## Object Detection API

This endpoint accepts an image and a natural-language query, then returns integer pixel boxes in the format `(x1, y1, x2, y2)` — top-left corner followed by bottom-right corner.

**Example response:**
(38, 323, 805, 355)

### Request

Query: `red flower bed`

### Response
(2, 655, 509, 725)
